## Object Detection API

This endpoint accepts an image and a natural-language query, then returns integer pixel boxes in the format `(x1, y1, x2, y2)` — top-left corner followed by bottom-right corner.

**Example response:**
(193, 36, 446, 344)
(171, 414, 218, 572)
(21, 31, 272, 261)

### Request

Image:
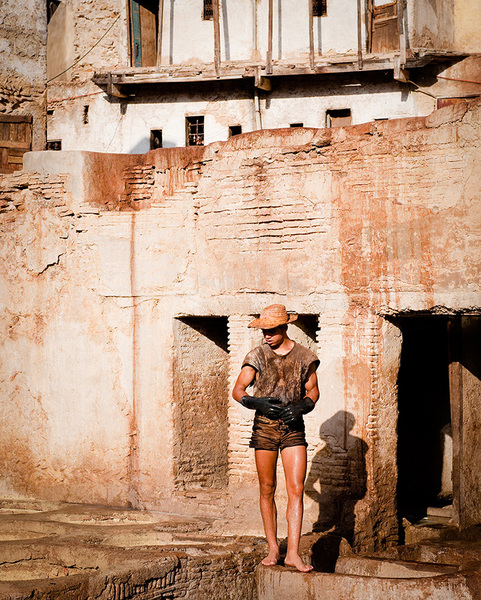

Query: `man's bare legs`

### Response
(281, 445, 313, 572)
(255, 449, 280, 565)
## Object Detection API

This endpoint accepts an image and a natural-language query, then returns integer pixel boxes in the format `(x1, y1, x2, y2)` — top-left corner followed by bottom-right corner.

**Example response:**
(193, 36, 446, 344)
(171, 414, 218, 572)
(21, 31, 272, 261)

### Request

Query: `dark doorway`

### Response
(396, 316, 452, 522)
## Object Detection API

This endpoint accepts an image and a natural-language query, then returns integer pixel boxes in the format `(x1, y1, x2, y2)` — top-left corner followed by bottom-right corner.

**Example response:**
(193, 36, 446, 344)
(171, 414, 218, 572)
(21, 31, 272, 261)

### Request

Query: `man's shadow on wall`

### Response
(305, 411, 368, 548)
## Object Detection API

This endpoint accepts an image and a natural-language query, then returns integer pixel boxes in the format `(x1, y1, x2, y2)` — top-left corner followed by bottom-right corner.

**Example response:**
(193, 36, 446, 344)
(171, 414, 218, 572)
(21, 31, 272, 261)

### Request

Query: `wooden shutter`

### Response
(130, 0, 158, 67)
(0, 115, 32, 174)
(370, 1, 399, 53)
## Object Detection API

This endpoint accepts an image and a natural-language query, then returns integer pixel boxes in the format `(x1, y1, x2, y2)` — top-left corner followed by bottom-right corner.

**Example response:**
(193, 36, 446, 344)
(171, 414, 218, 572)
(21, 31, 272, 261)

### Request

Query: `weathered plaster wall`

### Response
(47, 76, 422, 154)
(0, 0, 47, 149)
(1, 100, 481, 550)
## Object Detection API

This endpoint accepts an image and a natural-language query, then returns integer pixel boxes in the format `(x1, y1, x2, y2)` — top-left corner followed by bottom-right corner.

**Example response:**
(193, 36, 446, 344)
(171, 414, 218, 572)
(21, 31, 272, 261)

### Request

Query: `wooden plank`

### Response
(0, 114, 32, 124)
(9, 122, 18, 141)
(156, 0, 164, 68)
(212, 0, 221, 76)
(309, 0, 314, 71)
(357, 0, 363, 69)
(139, 2, 157, 67)
(397, 0, 406, 65)
(0, 147, 8, 172)
(8, 154, 24, 165)
(267, 0, 273, 74)
(0, 139, 32, 150)
(0, 122, 10, 141)
(130, 0, 142, 67)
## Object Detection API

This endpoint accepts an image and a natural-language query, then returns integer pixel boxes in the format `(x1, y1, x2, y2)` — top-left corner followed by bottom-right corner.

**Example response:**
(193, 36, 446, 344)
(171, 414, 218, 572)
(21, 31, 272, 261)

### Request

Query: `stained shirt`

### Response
(242, 342, 319, 407)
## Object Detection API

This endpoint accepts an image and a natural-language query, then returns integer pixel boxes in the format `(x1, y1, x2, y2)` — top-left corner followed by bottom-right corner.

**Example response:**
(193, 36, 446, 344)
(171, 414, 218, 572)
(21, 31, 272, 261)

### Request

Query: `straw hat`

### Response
(248, 304, 298, 329)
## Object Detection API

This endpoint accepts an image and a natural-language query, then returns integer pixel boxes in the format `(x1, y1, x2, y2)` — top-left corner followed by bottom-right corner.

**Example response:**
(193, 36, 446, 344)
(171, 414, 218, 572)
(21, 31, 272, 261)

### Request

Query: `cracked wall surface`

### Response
(0, 0, 47, 150)
(1, 100, 481, 550)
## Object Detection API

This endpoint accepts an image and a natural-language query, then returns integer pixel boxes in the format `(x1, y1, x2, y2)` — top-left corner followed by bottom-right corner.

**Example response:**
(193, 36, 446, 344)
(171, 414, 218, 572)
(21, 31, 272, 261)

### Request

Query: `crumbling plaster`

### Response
(1, 99, 481, 550)
(0, 0, 47, 149)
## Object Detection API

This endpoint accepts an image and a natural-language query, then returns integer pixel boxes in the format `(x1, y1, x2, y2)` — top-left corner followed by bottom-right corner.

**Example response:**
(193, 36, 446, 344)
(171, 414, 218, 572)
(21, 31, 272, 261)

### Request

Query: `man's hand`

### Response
(241, 395, 284, 419)
(278, 397, 315, 425)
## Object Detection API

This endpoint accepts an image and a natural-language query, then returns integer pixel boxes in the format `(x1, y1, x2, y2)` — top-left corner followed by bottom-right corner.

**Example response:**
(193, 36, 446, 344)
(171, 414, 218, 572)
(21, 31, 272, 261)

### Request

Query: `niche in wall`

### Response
(288, 314, 318, 353)
(172, 316, 229, 491)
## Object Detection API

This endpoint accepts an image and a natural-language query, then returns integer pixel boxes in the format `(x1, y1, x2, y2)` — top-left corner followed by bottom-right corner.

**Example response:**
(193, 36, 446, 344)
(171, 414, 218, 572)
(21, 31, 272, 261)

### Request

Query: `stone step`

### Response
(334, 555, 458, 578)
(256, 563, 481, 600)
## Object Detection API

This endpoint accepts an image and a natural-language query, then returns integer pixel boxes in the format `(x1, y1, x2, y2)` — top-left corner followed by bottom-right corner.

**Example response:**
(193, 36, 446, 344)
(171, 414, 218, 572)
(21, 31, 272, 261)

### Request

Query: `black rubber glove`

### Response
(240, 395, 284, 419)
(278, 397, 315, 425)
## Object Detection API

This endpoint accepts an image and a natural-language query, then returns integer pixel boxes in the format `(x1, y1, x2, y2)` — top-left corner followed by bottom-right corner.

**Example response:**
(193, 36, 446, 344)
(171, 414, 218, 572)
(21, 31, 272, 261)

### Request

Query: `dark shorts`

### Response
(249, 413, 307, 452)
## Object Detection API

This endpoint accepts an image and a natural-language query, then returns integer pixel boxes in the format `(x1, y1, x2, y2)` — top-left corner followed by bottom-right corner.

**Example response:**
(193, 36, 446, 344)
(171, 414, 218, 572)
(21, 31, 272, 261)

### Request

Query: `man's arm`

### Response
(304, 363, 320, 404)
(232, 365, 257, 402)
(232, 365, 284, 419)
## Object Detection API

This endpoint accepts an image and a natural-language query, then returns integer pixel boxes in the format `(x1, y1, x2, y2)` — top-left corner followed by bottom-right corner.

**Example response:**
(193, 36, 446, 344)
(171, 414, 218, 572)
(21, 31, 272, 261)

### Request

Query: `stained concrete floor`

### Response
(0, 499, 267, 599)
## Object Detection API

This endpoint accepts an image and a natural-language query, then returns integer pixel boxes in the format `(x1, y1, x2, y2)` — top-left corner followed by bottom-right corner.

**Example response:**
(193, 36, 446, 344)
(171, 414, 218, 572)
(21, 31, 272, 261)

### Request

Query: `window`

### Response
(312, 0, 327, 17)
(47, 0, 61, 24)
(82, 105, 89, 125)
(150, 129, 163, 149)
(129, 0, 159, 67)
(186, 116, 204, 146)
(290, 123, 304, 128)
(326, 109, 352, 128)
(46, 140, 62, 150)
(203, 0, 213, 20)
(228, 125, 242, 137)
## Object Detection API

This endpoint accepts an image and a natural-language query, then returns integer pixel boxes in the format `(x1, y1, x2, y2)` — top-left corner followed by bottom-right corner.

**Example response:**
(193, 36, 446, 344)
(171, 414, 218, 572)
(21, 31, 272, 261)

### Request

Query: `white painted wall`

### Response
(48, 81, 421, 154)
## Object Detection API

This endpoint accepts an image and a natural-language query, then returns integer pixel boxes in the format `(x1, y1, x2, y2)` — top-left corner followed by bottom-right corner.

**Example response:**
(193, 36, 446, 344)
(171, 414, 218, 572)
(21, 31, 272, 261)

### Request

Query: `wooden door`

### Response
(130, 0, 158, 67)
(0, 115, 32, 174)
(369, 1, 400, 53)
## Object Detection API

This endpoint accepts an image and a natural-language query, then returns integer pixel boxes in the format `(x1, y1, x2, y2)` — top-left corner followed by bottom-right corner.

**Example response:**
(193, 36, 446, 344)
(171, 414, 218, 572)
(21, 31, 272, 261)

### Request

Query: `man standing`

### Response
(232, 304, 319, 572)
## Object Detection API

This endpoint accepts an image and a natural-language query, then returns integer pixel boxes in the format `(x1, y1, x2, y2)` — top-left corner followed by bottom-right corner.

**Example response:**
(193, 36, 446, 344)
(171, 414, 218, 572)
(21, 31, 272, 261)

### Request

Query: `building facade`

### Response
(1, 98, 481, 550)
(46, 0, 481, 153)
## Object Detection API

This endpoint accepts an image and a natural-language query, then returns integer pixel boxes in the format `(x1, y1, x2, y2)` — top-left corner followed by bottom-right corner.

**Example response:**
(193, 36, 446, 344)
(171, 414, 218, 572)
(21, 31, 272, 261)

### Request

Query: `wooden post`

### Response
(448, 317, 463, 526)
(397, 0, 406, 65)
(357, 0, 363, 69)
(267, 0, 273, 74)
(367, 0, 373, 53)
(213, 0, 221, 77)
(156, 0, 164, 68)
(308, 0, 314, 70)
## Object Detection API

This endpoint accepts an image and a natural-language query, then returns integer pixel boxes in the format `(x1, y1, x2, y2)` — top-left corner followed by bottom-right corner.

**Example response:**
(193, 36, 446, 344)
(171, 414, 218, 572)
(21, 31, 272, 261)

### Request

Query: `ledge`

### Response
(93, 51, 467, 97)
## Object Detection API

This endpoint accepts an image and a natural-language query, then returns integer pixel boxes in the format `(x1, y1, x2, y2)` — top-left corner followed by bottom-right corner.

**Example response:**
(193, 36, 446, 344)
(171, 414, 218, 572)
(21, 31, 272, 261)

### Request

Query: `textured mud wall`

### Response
(0, 0, 47, 149)
(1, 100, 481, 549)
(172, 317, 230, 490)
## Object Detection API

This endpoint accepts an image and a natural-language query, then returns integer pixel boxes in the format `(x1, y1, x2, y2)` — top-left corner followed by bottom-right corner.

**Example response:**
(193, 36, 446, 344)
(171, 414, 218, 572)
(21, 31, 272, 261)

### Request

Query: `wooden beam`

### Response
(357, 0, 363, 69)
(156, 0, 164, 68)
(308, 0, 314, 71)
(367, 0, 373, 53)
(267, 0, 273, 74)
(397, 0, 406, 65)
(212, 0, 221, 77)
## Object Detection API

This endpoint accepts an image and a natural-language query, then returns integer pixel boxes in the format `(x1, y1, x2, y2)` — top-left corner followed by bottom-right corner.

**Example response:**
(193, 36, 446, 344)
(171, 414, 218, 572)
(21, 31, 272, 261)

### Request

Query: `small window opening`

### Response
(46, 140, 62, 151)
(326, 109, 352, 128)
(82, 105, 89, 125)
(228, 125, 242, 137)
(203, 0, 213, 20)
(47, 0, 61, 23)
(313, 0, 327, 17)
(47, 109, 54, 116)
(186, 116, 204, 146)
(290, 122, 304, 128)
(150, 129, 163, 149)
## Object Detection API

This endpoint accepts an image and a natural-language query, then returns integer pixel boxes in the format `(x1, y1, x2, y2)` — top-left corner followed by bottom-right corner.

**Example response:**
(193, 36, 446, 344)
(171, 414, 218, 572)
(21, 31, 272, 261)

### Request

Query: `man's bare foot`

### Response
(284, 553, 313, 572)
(261, 549, 280, 566)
